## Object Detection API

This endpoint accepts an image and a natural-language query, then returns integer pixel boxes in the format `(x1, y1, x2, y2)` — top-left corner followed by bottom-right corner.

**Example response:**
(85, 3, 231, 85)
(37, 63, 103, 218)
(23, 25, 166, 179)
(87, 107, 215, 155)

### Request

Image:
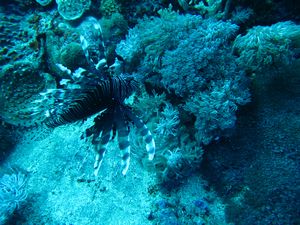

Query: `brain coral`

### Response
(60, 42, 86, 70)
(0, 62, 56, 127)
(56, 0, 91, 20)
(100, 0, 121, 16)
(35, 0, 52, 6)
(0, 12, 39, 69)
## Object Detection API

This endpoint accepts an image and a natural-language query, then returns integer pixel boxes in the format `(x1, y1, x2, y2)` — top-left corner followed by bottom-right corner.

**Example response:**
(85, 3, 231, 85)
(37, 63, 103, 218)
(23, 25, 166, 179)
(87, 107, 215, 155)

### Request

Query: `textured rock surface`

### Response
(0, 62, 56, 127)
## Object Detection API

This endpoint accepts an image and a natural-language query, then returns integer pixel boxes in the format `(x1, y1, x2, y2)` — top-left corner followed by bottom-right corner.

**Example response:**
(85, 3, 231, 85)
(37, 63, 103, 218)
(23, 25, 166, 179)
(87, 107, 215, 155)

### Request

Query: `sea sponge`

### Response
(56, 0, 91, 20)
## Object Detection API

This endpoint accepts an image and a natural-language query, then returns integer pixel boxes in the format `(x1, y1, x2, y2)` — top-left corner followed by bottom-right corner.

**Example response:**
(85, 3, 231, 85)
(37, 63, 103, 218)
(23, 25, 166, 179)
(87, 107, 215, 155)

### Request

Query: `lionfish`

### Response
(36, 17, 155, 175)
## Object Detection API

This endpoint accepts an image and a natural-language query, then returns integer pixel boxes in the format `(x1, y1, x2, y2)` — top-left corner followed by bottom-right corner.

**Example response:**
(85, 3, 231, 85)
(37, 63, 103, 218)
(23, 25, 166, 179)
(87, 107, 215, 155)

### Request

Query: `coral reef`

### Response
(60, 42, 86, 70)
(117, 9, 250, 147)
(201, 67, 300, 224)
(99, 0, 121, 16)
(233, 21, 300, 74)
(160, 19, 239, 96)
(45, 24, 86, 78)
(190, 0, 224, 18)
(116, 8, 204, 72)
(56, 0, 91, 20)
(155, 103, 180, 137)
(100, 13, 128, 64)
(0, 5, 57, 128)
(183, 77, 250, 145)
(0, 0, 299, 224)
(0, 11, 45, 70)
(149, 176, 229, 224)
(118, 0, 167, 20)
(0, 62, 56, 127)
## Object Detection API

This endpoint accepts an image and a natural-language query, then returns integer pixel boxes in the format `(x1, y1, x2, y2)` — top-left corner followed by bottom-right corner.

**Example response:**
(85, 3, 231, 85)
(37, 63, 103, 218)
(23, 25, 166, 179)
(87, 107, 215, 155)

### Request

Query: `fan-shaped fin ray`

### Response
(123, 107, 155, 160)
(115, 107, 131, 175)
(87, 109, 114, 176)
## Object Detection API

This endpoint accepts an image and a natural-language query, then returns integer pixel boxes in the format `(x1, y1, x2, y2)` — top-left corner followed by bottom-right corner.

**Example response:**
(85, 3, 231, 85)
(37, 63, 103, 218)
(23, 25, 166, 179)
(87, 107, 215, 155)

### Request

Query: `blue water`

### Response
(0, 0, 299, 224)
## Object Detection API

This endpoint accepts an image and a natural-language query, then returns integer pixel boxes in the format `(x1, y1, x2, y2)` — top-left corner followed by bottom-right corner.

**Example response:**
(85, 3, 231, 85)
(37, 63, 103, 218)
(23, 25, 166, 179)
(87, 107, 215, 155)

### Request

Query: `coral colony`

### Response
(0, 0, 299, 224)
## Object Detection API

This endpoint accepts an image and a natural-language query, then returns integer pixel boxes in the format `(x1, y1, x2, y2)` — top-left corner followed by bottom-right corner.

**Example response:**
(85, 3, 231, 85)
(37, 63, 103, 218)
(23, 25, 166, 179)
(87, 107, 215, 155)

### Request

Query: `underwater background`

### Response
(0, 0, 299, 224)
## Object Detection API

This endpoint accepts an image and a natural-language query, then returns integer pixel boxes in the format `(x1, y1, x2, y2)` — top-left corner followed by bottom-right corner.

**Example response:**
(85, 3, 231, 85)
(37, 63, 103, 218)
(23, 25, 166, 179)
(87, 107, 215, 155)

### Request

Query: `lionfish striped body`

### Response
(45, 76, 135, 128)
(36, 16, 155, 175)
(43, 75, 155, 175)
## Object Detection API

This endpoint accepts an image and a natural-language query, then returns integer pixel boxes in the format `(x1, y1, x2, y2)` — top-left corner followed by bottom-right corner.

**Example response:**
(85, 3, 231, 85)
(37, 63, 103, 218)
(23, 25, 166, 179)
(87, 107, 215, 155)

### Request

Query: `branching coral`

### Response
(184, 79, 250, 145)
(191, 0, 224, 18)
(158, 18, 250, 144)
(117, 9, 249, 162)
(160, 19, 239, 96)
(131, 90, 166, 122)
(233, 21, 300, 73)
(116, 8, 204, 72)
(155, 103, 180, 137)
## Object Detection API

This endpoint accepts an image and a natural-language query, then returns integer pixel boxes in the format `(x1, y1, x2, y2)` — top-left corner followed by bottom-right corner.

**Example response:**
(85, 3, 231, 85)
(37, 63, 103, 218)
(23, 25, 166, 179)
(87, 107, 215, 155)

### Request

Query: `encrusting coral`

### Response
(0, 62, 56, 127)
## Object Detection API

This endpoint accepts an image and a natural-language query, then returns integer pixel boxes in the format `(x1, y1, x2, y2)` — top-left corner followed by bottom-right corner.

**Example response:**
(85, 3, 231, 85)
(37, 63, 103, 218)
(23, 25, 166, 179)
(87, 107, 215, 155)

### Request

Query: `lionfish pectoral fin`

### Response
(124, 108, 156, 160)
(117, 126, 131, 175)
(93, 127, 113, 176)
(141, 124, 156, 160)
(115, 108, 131, 175)
(88, 111, 114, 176)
